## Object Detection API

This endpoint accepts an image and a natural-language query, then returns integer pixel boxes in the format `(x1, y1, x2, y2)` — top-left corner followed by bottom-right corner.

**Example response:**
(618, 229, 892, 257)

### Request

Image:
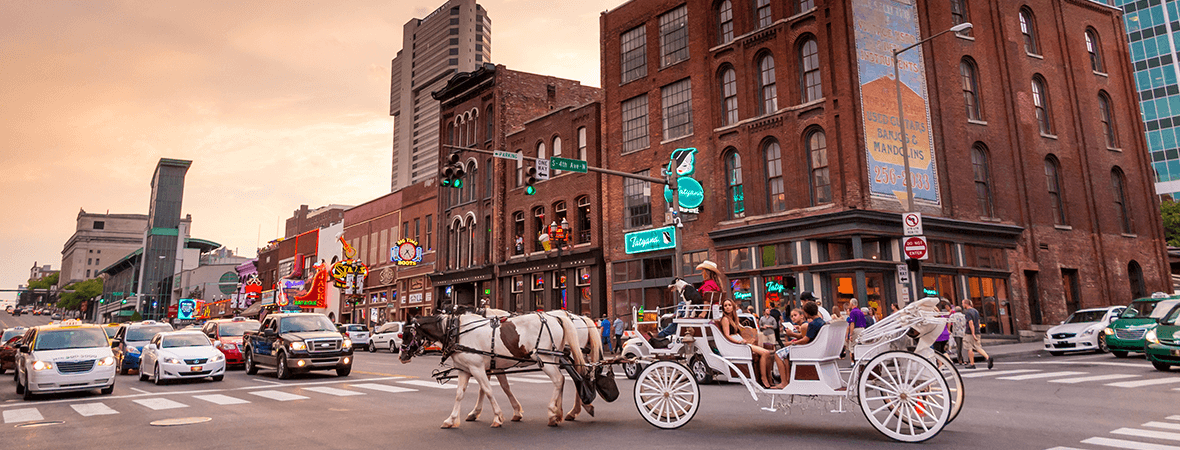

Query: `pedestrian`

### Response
(600, 315, 613, 354)
(846, 299, 868, 357)
(768, 303, 783, 346)
(613, 315, 625, 351)
(932, 301, 952, 355)
(759, 308, 777, 347)
(949, 306, 967, 364)
(799, 292, 832, 321)
(862, 307, 876, 326)
(960, 299, 993, 369)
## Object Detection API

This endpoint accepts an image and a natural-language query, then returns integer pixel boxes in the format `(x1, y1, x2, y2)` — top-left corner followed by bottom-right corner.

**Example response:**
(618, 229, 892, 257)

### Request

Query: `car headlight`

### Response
(1147, 329, 1160, 344)
(210, 353, 225, 362)
(127, 346, 140, 354)
(97, 356, 116, 366)
(223, 343, 237, 351)
(163, 357, 183, 365)
(1103, 328, 1113, 336)
(32, 361, 53, 371)
(1082, 328, 1095, 336)
(290, 342, 307, 351)
(341, 339, 352, 349)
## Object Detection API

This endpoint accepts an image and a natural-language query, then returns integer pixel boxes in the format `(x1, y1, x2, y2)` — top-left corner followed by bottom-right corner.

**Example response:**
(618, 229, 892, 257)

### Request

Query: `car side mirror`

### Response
(262, 329, 277, 337)
(19, 345, 29, 353)
(110, 339, 121, 348)
(145, 344, 156, 351)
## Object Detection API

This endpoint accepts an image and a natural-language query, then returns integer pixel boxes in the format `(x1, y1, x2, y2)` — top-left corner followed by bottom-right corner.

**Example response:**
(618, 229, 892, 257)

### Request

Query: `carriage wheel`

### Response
(931, 352, 964, 425)
(633, 361, 700, 429)
(857, 351, 951, 443)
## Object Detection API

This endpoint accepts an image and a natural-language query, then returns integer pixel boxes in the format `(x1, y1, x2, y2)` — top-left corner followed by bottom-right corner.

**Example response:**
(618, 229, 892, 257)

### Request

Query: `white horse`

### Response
(400, 311, 586, 428)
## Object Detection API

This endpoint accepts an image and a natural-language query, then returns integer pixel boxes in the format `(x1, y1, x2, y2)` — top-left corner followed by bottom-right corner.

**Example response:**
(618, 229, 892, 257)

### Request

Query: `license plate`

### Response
(1171, 350, 1180, 357)
(191, 366, 202, 372)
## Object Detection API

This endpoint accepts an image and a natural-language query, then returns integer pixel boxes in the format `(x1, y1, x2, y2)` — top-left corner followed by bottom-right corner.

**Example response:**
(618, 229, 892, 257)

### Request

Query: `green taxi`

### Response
(1101, 293, 1180, 358)
(1145, 303, 1180, 371)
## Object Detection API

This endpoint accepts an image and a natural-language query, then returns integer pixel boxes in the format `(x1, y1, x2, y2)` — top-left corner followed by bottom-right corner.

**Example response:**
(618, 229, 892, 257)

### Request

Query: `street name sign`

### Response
(903, 236, 929, 260)
(903, 212, 922, 236)
(493, 150, 521, 161)
(536, 158, 550, 180)
(550, 157, 588, 173)
(624, 226, 676, 254)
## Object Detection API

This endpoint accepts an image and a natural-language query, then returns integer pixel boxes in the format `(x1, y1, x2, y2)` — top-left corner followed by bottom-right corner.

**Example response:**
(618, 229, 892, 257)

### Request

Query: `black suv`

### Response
(242, 313, 352, 379)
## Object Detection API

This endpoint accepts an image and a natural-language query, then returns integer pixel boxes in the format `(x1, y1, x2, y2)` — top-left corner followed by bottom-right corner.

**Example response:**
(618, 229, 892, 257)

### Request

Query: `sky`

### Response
(0, 0, 617, 298)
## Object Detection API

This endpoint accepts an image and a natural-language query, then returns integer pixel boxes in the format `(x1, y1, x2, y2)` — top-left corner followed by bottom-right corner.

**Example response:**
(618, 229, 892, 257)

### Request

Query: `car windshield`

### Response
(375, 323, 399, 334)
(161, 334, 211, 348)
(34, 328, 108, 351)
(126, 325, 174, 342)
(279, 316, 336, 334)
(1065, 311, 1107, 324)
(2, 329, 24, 342)
(218, 321, 260, 337)
(1122, 301, 1161, 319)
(1152, 300, 1180, 319)
(103, 327, 119, 339)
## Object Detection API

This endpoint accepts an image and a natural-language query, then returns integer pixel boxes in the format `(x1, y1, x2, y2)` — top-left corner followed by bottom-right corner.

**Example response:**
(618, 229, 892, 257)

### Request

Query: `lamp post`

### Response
(891, 22, 972, 212)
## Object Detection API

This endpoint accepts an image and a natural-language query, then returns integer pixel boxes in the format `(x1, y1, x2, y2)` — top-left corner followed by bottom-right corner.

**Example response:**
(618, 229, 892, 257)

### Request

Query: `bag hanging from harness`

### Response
(593, 365, 619, 402)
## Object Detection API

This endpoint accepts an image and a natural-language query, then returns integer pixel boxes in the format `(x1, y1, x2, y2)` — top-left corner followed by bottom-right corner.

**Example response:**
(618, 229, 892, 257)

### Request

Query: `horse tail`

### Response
(583, 316, 603, 363)
(554, 312, 587, 369)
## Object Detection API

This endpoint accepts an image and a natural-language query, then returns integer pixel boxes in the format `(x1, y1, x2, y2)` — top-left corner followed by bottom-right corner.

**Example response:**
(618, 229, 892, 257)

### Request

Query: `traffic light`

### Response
(441, 152, 465, 188)
(525, 167, 537, 195)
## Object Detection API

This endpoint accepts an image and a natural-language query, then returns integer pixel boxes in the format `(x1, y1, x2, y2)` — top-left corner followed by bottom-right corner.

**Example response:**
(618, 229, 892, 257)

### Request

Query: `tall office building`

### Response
(1111, 0, 1180, 198)
(137, 158, 191, 319)
(390, 0, 491, 191)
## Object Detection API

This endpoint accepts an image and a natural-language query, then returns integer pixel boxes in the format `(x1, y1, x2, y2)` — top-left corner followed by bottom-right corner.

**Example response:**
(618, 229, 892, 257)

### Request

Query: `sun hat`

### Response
(695, 260, 720, 274)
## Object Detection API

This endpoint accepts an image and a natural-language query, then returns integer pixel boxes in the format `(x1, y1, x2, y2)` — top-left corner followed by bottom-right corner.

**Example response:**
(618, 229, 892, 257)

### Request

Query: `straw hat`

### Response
(695, 260, 720, 274)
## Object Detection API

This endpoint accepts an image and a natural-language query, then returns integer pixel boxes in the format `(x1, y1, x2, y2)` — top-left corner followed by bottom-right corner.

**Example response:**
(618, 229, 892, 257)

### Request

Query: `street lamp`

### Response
(892, 22, 972, 212)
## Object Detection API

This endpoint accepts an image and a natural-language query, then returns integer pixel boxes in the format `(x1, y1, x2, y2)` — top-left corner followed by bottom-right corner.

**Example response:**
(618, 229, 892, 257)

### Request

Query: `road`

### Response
(1, 313, 1178, 449)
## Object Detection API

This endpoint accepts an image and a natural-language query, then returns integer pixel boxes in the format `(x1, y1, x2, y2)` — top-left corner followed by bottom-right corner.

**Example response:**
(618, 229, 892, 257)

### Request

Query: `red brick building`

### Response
(599, 0, 1168, 335)
(284, 204, 350, 239)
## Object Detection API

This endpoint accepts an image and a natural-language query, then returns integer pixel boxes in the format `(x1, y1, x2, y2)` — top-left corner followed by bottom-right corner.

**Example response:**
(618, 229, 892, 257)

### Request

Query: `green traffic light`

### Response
(453, 179, 463, 188)
(441, 178, 451, 187)
(526, 186, 536, 195)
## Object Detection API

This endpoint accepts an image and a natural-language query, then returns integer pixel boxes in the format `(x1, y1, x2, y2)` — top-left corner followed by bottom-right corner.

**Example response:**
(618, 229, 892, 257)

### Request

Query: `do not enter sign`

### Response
(904, 236, 929, 260)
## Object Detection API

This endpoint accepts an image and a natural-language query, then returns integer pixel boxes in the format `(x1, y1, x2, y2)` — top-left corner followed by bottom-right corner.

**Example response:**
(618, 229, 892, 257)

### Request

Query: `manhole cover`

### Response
(150, 417, 212, 427)
(16, 421, 65, 428)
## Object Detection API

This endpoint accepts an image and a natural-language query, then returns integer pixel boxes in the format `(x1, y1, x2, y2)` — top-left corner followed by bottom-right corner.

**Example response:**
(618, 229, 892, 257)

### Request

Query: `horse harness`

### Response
(439, 311, 562, 371)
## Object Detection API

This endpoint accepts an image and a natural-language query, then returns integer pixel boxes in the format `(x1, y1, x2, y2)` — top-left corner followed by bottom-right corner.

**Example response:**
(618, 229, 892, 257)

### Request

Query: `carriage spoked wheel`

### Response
(633, 361, 700, 429)
(930, 352, 964, 425)
(857, 351, 951, 443)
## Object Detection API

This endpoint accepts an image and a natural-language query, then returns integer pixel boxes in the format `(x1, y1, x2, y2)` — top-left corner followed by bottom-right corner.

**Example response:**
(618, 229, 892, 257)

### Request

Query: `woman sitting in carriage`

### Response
(719, 298, 790, 389)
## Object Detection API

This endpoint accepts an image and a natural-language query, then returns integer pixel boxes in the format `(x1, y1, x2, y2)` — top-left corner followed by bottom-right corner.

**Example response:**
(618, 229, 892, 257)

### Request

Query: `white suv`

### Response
(338, 324, 370, 351)
(14, 320, 116, 400)
(368, 322, 403, 353)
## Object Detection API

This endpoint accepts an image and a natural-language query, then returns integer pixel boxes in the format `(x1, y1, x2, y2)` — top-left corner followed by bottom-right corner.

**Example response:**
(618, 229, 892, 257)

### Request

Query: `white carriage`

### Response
(629, 297, 964, 443)
(618, 305, 759, 384)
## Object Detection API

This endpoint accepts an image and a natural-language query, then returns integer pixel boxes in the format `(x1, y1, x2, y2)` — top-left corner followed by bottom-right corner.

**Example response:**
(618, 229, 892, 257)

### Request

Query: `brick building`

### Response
(253, 221, 343, 321)
(599, 0, 1168, 335)
(284, 204, 350, 239)
(430, 64, 605, 314)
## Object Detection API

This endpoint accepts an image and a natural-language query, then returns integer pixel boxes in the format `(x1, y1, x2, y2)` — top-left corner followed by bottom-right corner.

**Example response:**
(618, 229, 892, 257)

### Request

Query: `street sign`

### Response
(903, 236, 929, 260)
(903, 212, 923, 236)
(624, 226, 677, 254)
(493, 150, 521, 161)
(536, 159, 550, 180)
(550, 157, 588, 173)
(897, 264, 909, 284)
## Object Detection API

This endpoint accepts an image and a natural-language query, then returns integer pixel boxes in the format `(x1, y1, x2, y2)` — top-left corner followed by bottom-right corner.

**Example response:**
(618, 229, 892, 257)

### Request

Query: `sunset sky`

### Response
(0, 0, 615, 297)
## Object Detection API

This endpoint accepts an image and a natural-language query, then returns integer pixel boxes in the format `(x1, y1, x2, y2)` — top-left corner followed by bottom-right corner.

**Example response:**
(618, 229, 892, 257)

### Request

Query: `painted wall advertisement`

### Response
(853, 0, 940, 207)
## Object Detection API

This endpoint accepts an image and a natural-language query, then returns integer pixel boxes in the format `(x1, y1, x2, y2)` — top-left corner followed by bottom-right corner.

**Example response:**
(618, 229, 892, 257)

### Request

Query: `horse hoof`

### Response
(465, 414, 478, 422)
(491, 421, 502, 428)
(511, 415, 523, 422)
(586, 405, 595, 417)
(564, 414, 577, 421)
(441, 423, 455, 429)
(547, 418, 560, 427)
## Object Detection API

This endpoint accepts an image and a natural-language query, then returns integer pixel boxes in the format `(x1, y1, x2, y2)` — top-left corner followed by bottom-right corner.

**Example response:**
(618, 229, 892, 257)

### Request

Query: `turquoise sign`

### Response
(624, 226, 677, 254)
(663, 148, 705, 210)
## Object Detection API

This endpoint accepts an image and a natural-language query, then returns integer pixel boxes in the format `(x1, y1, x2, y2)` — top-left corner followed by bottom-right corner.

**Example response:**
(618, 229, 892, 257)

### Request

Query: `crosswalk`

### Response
(1049, 415, 1180, 450)
(961, 368, 1180, 390)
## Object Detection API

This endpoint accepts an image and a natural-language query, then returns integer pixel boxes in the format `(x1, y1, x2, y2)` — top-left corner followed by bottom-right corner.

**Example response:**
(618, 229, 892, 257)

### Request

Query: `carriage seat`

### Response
(789, 319, 848, 362)
(703, 321, 752, 360)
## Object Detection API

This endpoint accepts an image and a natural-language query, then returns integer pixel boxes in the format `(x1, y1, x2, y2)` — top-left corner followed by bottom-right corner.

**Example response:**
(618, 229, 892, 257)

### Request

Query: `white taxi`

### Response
(138, 331, 225, 384)
(14, 320, 116, 400)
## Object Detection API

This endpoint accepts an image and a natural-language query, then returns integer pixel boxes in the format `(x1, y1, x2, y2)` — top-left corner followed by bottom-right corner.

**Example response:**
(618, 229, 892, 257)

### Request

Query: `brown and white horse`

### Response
(400, 311, 586, 428)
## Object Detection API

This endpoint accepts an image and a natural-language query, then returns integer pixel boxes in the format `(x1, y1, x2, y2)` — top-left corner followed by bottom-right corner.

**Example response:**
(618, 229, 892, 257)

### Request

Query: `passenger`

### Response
(695, 261, 729, 318)
(782, 308, 808, 340)
(775, 301, 827, 379)
(720, 298, 788, 389)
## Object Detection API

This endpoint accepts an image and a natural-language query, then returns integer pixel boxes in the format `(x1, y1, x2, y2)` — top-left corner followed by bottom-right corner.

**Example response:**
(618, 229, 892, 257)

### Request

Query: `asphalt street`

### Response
(2, 313, 1178, 449)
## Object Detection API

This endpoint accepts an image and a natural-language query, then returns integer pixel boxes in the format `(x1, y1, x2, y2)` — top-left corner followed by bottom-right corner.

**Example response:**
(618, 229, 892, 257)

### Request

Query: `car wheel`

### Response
(100, 384, 114, 395)
(276, 353, 291, 380)
(336, 365, 351, 377)
(390, 341, 399, 354)
(1112, 351, 1129, 358)
(1049, 351, 1064, 356)
(15, 372, 25, 395)
(1097, 336, 1109, 353)
(1152, 360, 1172, 371)
(212, 375, 224, 382)
(368, 341, 376, 353)
(118, 358, 128, 375)
(623, 356, 640, 380)
(22, 378, 34, 400)
(244, 348, 258, 375)
(153, 364, 163, 386)
(139, 369, 149, 382)
(689, 355, 713, 384)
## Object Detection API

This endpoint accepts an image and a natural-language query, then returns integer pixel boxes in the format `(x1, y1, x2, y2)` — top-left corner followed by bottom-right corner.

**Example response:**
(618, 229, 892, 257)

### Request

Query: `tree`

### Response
(1161, 198, 1180, 247)
(58, 278, 103, 311)
(27, 273, 59, 290)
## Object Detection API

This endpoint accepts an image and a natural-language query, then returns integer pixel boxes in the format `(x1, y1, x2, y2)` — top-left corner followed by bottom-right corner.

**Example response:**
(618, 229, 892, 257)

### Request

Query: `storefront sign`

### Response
(624, 226, 676, 254)
(281, 280, 305, 291)
(854, 0, 940, 207)
(409, 293, 424, 303)
(178, 298, 197, 321)
(663, 148, 705, 210)
(391, 238, 423, 266)
(261, 290, 276, 306)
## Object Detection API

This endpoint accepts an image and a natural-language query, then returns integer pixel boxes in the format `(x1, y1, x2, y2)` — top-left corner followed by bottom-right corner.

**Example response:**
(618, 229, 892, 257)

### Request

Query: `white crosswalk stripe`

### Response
(1112, 428, 1180, 442)
(398, 379, 456, 389)
(997, 371, 1087, 381)
(1170, 416, 1180, 422)
(1049, 374, 1140, 384)
(960, 369, 1040, 378)
(1146, 422, 1180, 432)
(1051, 414, 1180, 450)
(1106, 378, 1180, 388)
(351, 383, 417, 394)
(248, 390, 309, 401)
(3, 408, 43, 424)
(132, 398, 188, 410)
(303, 386, 364, 397)
(71, 403, 119, 416)
(193, 394, 250, 405)
(1081, 437, 1180, 450)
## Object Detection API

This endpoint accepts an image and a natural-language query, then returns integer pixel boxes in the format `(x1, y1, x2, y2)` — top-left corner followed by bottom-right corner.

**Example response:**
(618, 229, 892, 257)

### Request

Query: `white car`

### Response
(14, 321, 116, 400)
(138, 331, 226, 384)
(338, 324, 370, 351)
(368, 322, 403, 353)
(1044, 306, 1125, 355)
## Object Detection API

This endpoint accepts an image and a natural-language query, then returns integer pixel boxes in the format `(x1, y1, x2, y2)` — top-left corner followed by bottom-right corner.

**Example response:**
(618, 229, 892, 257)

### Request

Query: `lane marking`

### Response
(1107, 378, 1180, 388)
(1112, 427, 1180, 442)
(1045, 447, 1087, 450)
(1009, 361, 1154, 369)
(4, 408, 43, 424)
(132, 398, 188, 410)
(70, 403, 119, 416)
(1082, 437, 1180, 450)
(192, 394, 250, 405)
(1146, 422, 1180, 431)
(129, 388, 151, 394)
(352, 371, 408, 377)
(350, 383, 416, 394)
(248, 390, 308, 401)
(253, 379, 283, 385)
(1169, 416, 1180, 421)
(398, 380, 455, 389)
(1049, 374, 1140, 384)
(960, 369, 1040, 379)
(997, 371, 1086, 381)
(303, 386, 364, 397)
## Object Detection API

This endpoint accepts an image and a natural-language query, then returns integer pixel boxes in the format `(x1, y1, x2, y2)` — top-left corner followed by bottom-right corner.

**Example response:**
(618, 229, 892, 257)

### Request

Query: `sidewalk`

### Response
(977, 340, 1046, 359)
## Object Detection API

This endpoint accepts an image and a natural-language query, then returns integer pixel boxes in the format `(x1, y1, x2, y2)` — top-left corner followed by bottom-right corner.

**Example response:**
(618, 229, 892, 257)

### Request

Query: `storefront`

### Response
(500, 249, 604, 316)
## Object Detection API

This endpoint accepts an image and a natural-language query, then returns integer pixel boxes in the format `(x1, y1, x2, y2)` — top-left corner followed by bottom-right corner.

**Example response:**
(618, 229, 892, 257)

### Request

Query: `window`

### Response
(727, 248, 752, 271)
(950, 0, 971, 36)
(720, 66, 738, 125)
(961, 58, 981, 120)
(800, 38, 821, 102)
(662, 78, 693, 140)
(624, 170, 652, 228)
(88, 258, 92, 265)
(425, 214, 433, 250)
(86, 269, 90, 278)
(807, 129, 831, 204)
(554, 200, 568, 231)
(761, 140, 786, 212)
(1032, 76, 1052, 135)
(533, 207, 546, 252)
(972, 144, 994, 217)
(402, 222, 409, 239)
(1129, 261, 1146, 300)
(1098, 92, 1117, 148)
(577, 127, 587, 161)
(552, 136, 562, 175)
(485, 158, 492, 199)
(725, 149, 745, 219)
(755, 0, 771, 28)
(659, 6, 689, 67)
(1112, 168, 1132, 234)
(93, 221, 105, 230)
(414, 218, 421, 244)
(537, 141, 546, 163)
(718, 0, 734, 45)
(798, 0, 814, 12)
(1045, 156, 1066, 225)
(577, 196, 592, 244)
(485, 106, 494, 141)
(484, 215, 491, 264)
(1086, 29, 1103, 72)
(1019, 8, 1039, 55)
(465, 162, 477, 202)
(513, 212, 525, 255)
(622, 95, 650, 152)
(515, 154, 524, 187)
(620, 26, 647, 84)
(757, 53, 778, 115)
(760, 243, 794, 267)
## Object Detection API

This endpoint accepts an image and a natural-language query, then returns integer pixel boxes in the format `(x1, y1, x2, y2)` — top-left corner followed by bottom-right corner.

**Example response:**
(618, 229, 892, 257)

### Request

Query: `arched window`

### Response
(720, 66, 738, 125)
(717, 0, 734, 45)
(1045, 156, 1066, 225)
(485, 106, 494, 142)
(457, 220, 467, 268)
(484, 214, 492, 264)
(961, 58, 982, 120)
(448, 122, 456, 145)
(1032, 75, 1052, 135)
(764, 139, 785, 212)
(1099, 92, 1117, 148)
(553, 201, 568, 245)
(725, 149, 745, 218)
(800, 37, 821, 102)
(577, 127, 588, 161)
(467, 216, 476, 268)
(1112, 167, 1132, 234)
(532, 206, 546, 252)
(485, 157, 493, 199)
(807, 129, 831, 204)
(757, 53, 778, 115)
(1128, 261, 1146, 299)
(972, 144, 994, 217)
(950, 0, 971, 36)
(537, 141, 546, 164)
(798, 0, 814, 13)
(576, 196, 591, 244)
(1086, 29, 1103, 73)
(455, 118, 465, 148)
(469, 113, 477, 146)
(755, 0, 771, 28)
(465, 161, 478, 202)
(1020, 8, 1039, 55)
(552, 136, 562, 175)
(512, 211, 525, 256)
(515, 151, 524, 187)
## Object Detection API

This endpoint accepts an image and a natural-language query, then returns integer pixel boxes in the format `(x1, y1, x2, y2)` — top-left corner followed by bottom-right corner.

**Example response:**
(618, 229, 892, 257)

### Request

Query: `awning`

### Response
(239, 301, 264, 318)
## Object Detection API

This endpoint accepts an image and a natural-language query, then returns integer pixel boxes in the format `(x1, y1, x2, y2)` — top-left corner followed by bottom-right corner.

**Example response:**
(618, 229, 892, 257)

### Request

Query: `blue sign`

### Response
(177, 298, 197, 321)
(624, 226, 677, 254)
